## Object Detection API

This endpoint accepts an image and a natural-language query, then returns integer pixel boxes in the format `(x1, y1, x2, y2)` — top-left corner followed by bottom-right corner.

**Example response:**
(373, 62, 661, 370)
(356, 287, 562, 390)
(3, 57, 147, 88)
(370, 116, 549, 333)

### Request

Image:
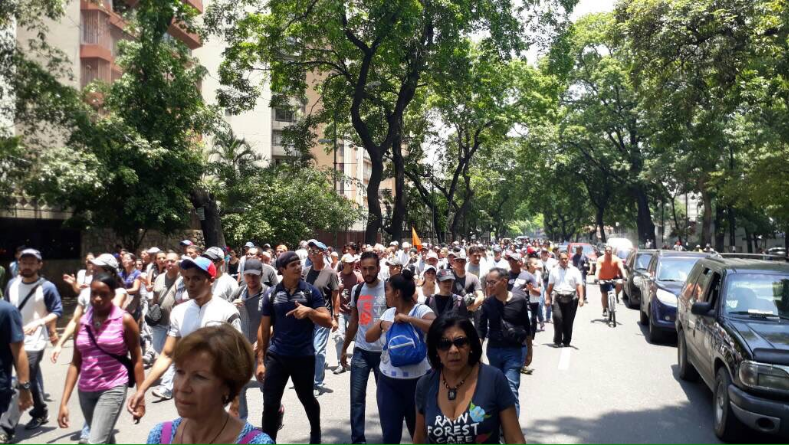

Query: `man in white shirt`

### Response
(127, 256, 241, 408)
(3, 249, 63, 430)
(539, 248, 558, 323)
(546, 253, 584, 348)
(203, 246, 239, 302)
(395, 242, 410, 266)
(490, 246, 510, 270)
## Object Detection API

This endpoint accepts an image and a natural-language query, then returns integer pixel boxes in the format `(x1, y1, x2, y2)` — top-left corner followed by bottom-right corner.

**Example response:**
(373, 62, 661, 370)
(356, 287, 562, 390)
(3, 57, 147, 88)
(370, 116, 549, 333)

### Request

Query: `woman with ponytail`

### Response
(365, 269, 436, 443)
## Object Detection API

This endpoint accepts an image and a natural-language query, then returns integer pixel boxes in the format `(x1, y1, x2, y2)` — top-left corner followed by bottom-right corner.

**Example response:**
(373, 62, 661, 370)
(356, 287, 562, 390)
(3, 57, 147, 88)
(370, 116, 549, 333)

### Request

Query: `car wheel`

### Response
(677, 330, 699, 381)
(647, 309, 664, 343)
(713, 367, 745, 442)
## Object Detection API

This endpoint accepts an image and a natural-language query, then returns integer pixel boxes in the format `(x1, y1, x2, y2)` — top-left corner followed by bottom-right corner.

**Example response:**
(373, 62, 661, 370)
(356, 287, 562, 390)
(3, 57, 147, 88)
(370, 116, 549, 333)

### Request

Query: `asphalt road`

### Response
(17, 283, 731, 444)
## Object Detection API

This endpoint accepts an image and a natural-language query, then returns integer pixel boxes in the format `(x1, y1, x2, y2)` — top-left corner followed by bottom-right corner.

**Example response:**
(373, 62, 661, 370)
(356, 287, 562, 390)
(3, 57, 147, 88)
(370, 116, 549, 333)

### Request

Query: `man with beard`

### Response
(339, 252, 387, 444)
(3, 249, 62, 431)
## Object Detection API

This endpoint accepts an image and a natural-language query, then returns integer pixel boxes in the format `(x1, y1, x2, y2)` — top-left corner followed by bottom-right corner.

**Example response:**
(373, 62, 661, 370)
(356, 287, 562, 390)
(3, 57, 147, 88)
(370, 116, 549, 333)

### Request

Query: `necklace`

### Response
(441, 366, 475, 401)
(177, 414, 230, 444)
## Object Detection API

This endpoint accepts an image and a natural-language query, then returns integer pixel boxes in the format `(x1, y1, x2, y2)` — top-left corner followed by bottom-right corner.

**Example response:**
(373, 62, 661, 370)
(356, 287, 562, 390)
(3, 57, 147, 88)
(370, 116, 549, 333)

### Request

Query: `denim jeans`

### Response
(333, 313, 351, 364)
(377, 374, 419, 444)
(350, 348, 381, 443)
(313, 325, 331, 388)
(78, 385, 127, 444)
(238, 379, 264, 421)
(486, 346, 524, 417)
(540, 288, 552, 322)
(151, 325, 174, 391)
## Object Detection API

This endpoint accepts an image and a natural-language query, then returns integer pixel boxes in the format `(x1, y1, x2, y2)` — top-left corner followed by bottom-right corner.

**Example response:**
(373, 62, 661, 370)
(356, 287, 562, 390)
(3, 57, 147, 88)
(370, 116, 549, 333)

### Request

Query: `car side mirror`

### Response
(691, 301, 714, 317)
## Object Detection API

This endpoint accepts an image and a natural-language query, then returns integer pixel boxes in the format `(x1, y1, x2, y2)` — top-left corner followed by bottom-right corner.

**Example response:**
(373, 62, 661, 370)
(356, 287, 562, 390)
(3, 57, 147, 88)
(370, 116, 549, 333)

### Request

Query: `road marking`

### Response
(558, 347, 572, 370)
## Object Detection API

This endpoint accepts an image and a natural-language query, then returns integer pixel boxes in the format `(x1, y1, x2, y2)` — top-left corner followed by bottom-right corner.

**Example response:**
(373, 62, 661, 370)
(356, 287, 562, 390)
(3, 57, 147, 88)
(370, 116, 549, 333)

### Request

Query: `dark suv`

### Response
(676, 258, 789, 441)
(638, 250, 710, 343)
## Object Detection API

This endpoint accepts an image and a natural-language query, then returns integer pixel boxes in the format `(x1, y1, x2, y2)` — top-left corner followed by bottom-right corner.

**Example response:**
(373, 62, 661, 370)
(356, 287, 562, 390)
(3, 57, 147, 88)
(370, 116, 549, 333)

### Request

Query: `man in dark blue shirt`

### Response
(256, 251, 332, 443)
(0, 300, 33, 444)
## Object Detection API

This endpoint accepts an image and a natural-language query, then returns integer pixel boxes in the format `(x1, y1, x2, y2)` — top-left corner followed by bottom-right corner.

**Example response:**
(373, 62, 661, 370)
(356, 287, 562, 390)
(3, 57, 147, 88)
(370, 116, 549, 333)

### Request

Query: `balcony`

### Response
(81, 59, 112, 88)
(81, 10, 113, 62)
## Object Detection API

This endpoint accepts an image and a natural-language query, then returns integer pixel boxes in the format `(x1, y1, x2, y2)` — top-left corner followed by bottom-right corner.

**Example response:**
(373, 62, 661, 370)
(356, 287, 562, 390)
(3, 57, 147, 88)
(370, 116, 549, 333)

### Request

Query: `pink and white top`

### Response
(76, 305, 129, 392)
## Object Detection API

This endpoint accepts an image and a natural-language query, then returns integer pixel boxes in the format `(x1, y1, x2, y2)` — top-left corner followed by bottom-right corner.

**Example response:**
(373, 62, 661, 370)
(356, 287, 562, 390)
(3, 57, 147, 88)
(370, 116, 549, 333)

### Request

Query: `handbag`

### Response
(501, 318, 529, 344)
(85, 325, 135, 388)
(145, 278, 177, 326)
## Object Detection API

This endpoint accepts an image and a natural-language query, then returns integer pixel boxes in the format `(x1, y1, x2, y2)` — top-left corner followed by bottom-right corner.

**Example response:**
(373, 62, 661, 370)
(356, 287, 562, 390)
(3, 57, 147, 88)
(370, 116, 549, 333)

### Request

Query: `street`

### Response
(16, 284, 726, 444)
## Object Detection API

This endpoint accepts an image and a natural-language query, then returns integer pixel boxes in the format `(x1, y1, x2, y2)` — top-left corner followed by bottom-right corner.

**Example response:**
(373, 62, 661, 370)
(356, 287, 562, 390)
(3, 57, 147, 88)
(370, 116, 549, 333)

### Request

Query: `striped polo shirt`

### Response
(76, 305, 129, 392)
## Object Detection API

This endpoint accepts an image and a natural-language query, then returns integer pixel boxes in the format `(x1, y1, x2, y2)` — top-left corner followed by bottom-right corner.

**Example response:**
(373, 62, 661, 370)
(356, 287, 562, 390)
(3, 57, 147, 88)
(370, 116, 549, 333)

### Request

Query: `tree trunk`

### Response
(190, 189, 225, 248)
(728, 205, 736, 250)
(744, 227, 753, 253)
(670, 196, 683, 244)
(388, 136, 406, 243)
(714, 201, 725, 252)
(595, 206, 606, 243)
(699, 182, 713, 246)
(633, 186, 656, 244)
(364, 152, 385, 245)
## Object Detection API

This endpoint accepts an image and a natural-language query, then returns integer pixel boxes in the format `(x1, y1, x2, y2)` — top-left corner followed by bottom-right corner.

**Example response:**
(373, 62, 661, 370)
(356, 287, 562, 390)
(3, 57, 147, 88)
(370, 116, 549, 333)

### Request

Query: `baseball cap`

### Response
(386, 258, 403, 266)
(244, 241, 255, 248)
(243, 258, 263, 276)
(437, 269, 455, 282)
(202, 246, 225, 262)
(180, 240, 194, 247)
(341, 253, 356, 264)
(307, 239, 327, 251)
(506, 252, 522, 262)
(90, 253, 119, 272)
(423, 265, 437, 275)
(426, 251, 439, 260)
(390, 241, 399, 246)
(147, 247, 162, 255)
(527, 246, 536, 255)
(180, 256, 217, 279)
(493, 246, 502, 253)
(454, 251, 467, 261)
(19, 248, 42, 261)
(276, 251, 301, 269)
(402, 242, 411, 249)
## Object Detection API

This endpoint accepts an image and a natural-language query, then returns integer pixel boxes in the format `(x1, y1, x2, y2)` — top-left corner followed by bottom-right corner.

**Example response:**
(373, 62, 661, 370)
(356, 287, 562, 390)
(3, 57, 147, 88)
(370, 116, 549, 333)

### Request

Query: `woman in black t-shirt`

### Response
(414, 313, 525, 444)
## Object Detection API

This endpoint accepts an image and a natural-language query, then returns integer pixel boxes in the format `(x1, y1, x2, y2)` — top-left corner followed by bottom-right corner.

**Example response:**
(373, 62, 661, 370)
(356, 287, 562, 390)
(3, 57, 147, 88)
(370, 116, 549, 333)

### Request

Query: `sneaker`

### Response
(25, 415, 48, 430)
(0, 432, 11, 444)
(539, 323, 545, 331)
(79, 438, 89, 445)
(332, 366, 348, 375)
(602, 309, 608, 318)
(152, 387, 173, 400)
(313, 386, 326, 397)
(584, 298, 589, 303)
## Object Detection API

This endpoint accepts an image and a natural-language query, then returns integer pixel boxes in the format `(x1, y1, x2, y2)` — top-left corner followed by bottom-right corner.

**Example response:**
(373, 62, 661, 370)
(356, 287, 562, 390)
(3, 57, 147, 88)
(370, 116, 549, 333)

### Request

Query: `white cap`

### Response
(90, 253, 119, 272)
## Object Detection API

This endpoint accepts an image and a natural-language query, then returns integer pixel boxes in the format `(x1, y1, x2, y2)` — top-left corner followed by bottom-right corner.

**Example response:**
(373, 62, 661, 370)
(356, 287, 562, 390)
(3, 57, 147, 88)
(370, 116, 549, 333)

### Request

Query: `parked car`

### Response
(568, 242, 598, 275)
(623, 249, 656, 309)
(676, 257, 789, 442)
(638, 250, 710, 343)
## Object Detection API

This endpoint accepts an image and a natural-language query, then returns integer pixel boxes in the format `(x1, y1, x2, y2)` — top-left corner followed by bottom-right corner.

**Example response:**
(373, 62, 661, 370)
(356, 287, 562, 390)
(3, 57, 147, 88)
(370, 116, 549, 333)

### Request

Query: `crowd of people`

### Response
(0, 236, 631, 444)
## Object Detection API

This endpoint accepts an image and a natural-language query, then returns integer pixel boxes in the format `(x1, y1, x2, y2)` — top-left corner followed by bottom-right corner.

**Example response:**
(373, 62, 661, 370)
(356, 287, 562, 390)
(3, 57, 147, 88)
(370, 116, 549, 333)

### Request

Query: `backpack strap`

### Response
(239, 428, 264, 444)
(160, 421, 174, 444)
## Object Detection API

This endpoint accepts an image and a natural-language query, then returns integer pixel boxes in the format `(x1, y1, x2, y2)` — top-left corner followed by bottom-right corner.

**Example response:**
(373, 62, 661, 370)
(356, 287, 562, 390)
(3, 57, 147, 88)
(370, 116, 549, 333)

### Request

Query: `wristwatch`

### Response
(17, 381, 31, 391)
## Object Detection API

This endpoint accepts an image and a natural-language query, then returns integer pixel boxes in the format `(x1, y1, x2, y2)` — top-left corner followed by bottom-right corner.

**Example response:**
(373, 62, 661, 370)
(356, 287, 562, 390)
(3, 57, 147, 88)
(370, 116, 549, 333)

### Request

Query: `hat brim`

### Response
(243, 270, 263, 276)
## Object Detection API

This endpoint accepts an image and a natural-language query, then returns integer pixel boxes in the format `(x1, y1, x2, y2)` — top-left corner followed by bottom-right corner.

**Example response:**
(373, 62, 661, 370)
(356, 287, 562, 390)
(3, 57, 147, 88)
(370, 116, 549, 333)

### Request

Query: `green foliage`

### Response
(220, 164, 361, 248)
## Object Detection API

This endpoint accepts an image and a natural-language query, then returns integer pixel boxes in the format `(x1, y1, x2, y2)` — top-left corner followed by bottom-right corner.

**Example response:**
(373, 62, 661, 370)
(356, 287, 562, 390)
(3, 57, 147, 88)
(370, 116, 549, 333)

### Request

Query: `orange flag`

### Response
(412, 227, 422, 251)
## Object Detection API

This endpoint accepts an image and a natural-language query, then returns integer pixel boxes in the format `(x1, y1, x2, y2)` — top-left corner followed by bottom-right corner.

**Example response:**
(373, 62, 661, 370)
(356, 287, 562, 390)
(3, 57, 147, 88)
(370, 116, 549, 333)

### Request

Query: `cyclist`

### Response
(595, 245, 627, 319)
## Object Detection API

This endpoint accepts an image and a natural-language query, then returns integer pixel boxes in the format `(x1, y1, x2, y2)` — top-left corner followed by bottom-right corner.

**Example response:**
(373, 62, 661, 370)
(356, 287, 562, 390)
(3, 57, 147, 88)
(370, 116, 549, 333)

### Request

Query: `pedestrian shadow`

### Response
(10, 425, 57, 443)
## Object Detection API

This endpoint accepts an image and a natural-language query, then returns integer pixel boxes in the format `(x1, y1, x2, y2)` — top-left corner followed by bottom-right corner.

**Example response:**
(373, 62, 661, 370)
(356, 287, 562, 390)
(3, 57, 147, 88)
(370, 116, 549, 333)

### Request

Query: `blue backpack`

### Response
(385, 305, 427, 367)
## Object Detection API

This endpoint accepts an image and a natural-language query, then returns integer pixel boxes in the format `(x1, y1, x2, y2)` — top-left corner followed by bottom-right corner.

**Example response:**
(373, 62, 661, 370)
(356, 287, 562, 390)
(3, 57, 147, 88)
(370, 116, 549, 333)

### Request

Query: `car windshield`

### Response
(656, 258, 700, 282)
(635, 253, 653, 270)
(724, 274, 789, 319)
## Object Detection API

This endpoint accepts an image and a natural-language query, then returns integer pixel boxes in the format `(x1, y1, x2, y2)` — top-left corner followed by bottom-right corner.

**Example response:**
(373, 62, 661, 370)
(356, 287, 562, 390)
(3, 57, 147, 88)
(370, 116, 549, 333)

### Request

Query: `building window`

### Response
(273, 130, 285, 146)
(274, 108, 296, 122)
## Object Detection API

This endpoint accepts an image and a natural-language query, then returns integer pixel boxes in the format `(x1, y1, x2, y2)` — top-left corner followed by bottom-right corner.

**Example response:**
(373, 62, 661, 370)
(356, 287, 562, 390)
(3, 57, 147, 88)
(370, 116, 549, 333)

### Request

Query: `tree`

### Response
(205, 0, 574, 244)
(549, 12, 657, 243)
(29, 0, 218, 249)
(220, 164, 361, 248)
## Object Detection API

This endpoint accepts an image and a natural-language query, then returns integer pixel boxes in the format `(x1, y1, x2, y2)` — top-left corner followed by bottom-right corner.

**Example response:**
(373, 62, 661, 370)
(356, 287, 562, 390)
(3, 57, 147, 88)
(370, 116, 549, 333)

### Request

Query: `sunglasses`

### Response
(309, 249, 323, 255)
(437, 337, 470, 351)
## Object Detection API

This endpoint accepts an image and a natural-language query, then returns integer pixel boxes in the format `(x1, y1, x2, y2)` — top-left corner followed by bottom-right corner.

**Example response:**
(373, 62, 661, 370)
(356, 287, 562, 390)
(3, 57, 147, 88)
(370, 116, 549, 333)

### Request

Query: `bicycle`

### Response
(599, 279, 618, 327)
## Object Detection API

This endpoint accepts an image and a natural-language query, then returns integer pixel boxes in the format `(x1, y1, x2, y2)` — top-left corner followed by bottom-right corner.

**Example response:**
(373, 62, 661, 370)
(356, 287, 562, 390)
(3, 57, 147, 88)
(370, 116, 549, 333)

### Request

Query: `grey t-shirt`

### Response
(303, 265, 339, 314)
(452, 271, 481, 297)
(350, 281, 387, 352)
